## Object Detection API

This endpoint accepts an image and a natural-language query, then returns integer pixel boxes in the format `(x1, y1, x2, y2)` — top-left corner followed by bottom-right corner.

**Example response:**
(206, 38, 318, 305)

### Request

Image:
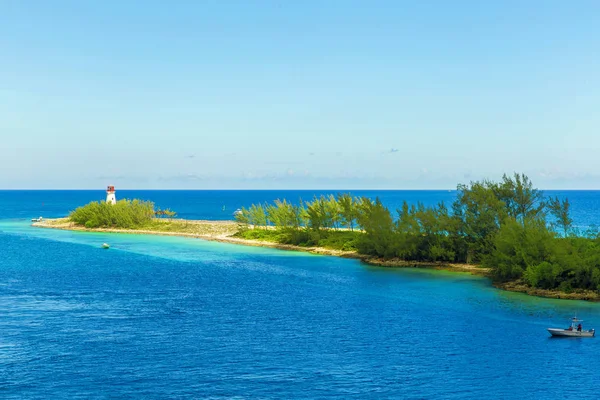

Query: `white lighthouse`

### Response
(106, 185, 116, 205)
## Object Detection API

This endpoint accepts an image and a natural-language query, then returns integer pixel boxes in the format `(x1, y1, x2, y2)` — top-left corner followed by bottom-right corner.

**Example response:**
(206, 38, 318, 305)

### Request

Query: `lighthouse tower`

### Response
(106, 185, 116, 205)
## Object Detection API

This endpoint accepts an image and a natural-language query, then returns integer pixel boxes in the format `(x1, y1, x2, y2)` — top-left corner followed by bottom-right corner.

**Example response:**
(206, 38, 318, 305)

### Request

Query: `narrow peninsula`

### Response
(33, 175, 600, 302)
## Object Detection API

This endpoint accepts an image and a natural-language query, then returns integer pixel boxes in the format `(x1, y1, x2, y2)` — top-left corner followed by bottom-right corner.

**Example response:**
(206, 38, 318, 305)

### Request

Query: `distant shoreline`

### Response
(32, 218, 600, 301)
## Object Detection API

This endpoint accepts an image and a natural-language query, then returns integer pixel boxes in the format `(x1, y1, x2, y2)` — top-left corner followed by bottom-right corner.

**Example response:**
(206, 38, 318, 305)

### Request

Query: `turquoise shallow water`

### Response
(2, 191, 600, 398)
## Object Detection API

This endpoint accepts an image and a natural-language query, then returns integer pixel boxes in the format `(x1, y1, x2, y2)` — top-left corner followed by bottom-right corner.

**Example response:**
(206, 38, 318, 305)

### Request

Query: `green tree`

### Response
(547, 196, 573, 236)
(354, 197, 374, 231)
(484, 217, 556, 281)
(356, 198, 396, 257)
(234, 206, 250, 228)
(326, 195, 342, 230)
(248, 203, 268, 229)
(395, 201, 420, 259)
(454, 180, 507, 263)
(495, 173, 545, 223)
(305, 197, 326, 231)
(337, 193, 357, 231)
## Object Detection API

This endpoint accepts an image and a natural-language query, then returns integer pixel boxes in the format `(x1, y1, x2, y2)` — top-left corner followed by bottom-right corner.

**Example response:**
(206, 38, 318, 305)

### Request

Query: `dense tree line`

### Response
(236, 174, 600, 292)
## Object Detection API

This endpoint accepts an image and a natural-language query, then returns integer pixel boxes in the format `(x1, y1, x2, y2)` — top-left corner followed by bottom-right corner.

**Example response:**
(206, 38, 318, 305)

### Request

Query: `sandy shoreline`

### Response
(32, 218, 598, 301)
(33, 218, 239, 240)
(33, 218, 489, 274)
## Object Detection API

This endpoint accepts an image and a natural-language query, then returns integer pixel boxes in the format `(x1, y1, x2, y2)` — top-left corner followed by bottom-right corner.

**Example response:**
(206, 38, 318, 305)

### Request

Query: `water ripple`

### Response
(3, 229, 600, 398)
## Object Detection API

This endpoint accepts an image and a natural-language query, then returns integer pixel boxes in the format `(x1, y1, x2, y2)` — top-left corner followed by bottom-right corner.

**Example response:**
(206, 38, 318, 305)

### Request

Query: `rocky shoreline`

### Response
(495, 280, 600, 301)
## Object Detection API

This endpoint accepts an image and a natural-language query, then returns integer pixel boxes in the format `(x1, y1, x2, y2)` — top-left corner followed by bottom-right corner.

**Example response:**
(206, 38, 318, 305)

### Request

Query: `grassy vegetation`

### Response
(235, 229, 360, 251)
(63, 210, 238, 237)
(137, 219, 237, 236)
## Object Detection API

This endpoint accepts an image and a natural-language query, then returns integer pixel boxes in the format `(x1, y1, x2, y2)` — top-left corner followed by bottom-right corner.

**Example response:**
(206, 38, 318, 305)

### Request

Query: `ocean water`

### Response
(2, 191, 600, 398)
(3, 189, 600, 228)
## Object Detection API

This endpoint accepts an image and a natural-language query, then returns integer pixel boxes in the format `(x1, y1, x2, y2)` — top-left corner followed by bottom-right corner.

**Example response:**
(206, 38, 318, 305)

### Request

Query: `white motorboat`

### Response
(548, 317, 595, 337)
(102, 243, 110, 249)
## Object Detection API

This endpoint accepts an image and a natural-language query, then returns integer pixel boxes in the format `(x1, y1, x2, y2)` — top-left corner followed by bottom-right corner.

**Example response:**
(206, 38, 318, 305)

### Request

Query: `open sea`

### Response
(2, 190, 600, 399)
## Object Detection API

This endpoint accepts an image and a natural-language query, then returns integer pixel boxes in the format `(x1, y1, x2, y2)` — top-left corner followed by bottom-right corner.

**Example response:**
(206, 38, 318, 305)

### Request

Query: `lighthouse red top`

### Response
(107, 185, 115, 193)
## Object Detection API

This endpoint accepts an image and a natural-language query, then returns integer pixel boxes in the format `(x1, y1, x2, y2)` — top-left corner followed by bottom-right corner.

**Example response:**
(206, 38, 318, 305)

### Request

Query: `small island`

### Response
(33, 175, 600, 301)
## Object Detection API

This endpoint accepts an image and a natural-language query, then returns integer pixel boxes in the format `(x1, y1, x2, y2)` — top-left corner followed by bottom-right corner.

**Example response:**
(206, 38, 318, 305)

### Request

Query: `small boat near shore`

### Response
(31, 216, 43, 222)
(548, 317, 595, 337)
(102, 243, 110, 249)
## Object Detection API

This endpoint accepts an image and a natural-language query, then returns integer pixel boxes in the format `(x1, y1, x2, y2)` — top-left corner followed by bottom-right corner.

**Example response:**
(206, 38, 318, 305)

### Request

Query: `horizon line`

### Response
(1, 188, 599, 191)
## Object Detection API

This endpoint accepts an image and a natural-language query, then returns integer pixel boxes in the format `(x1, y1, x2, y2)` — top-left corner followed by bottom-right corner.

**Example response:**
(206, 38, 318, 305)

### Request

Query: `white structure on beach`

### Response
(106, 185, 116, 205)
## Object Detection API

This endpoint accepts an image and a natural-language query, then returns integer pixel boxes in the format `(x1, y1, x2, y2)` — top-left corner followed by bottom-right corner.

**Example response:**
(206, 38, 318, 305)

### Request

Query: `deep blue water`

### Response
(2, 190, 600, 398)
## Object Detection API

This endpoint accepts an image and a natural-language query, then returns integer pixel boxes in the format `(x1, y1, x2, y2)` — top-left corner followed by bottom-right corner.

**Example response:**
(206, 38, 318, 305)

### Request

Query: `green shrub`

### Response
(70, 199, 155, 229)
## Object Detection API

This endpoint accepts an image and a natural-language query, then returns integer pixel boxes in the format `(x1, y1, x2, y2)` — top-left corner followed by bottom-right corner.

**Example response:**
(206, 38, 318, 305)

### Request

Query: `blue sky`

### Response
(2, 1, 599, 189)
